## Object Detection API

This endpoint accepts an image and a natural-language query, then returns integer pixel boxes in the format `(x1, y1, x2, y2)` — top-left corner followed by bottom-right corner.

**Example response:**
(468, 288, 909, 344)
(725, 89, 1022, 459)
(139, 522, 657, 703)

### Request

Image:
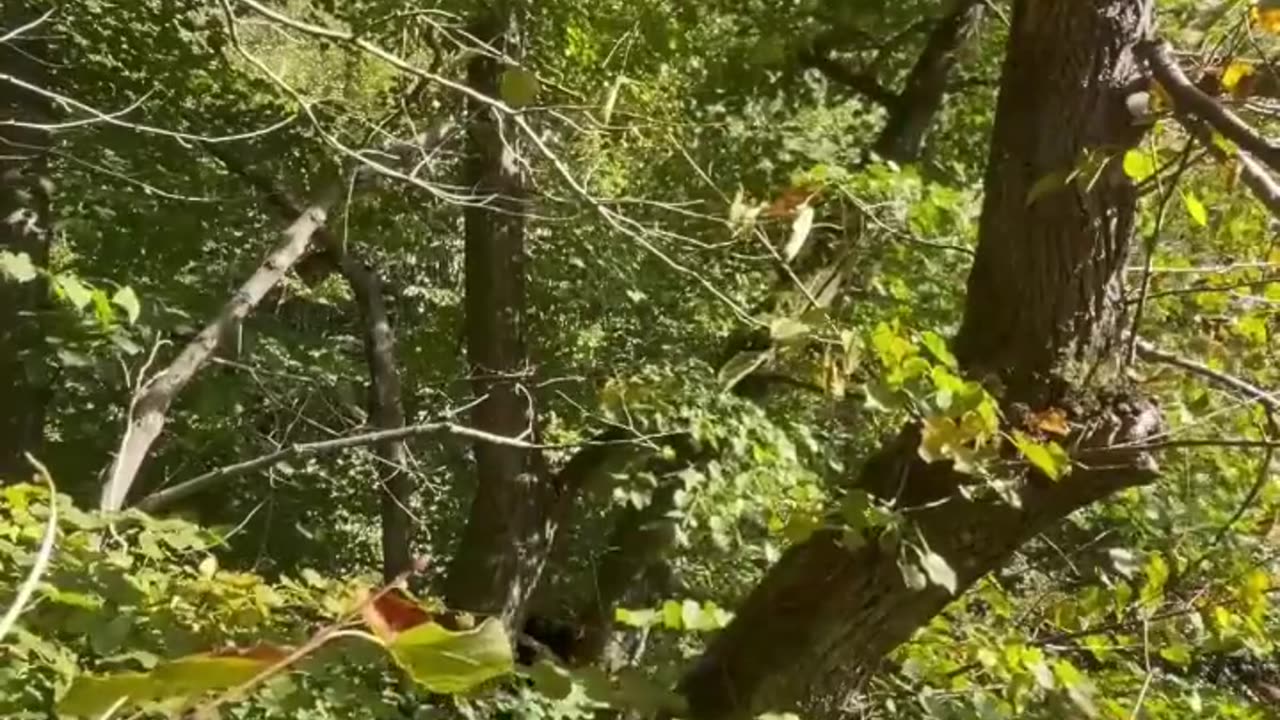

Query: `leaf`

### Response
(863, 380, 904, 412)
(57, 648, 288, 717)
(1252, 2, 1280, 33)
(782, 203, 815, 261)
(920, 551, 958, 594)
(499, 67, 540, 108)
(526, 659, 573, 699)
(1028, 407, 1070, 436)
(112, 286, 142, 324)
(55, 274, 93, 310)
(1122, 150, 1156, 182)
(0, 250, 37, 282)
(1025, 169, 1069, 206)
(1221, 60, 1256, 98)
(899, 557, 929, 591)
(361, 588, 434, 642)
(601, 74, 626, 124)
(661, 600, 683, 629)
(920, 331, 957, 369)
(386, 617, 514, 694)
(614, 607, 657, 628)
(768, 317, 810, 343)
(1011, 431, 1071, 480)
(1181, 191, 1208, 227)
(717, 349, 770, 390)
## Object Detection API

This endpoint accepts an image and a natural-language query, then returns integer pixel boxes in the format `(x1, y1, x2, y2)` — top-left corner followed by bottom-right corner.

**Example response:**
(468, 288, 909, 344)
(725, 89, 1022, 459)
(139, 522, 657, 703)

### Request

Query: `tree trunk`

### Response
(678, 1, 1158, 717)
(443, 5, 549, 626)
(0, 1, 53, 480)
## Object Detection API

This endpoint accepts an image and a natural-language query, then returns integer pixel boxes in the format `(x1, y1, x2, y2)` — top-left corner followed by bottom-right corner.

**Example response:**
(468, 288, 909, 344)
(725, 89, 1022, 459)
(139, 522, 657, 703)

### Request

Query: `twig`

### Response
(0, 455, 57, 645)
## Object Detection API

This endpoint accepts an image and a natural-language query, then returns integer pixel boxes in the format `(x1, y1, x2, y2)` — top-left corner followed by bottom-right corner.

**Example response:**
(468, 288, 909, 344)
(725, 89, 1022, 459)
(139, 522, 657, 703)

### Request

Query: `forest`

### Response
(3, 0, 1280, 717)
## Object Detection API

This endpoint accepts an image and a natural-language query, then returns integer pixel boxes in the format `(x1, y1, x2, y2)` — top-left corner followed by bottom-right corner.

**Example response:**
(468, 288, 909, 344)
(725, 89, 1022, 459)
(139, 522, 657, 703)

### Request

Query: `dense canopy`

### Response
(3, 0, 1280, 718)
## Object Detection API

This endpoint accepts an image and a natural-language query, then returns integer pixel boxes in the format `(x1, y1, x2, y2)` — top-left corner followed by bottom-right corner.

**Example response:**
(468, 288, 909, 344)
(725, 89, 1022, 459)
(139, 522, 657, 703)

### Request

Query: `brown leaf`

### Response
(361, 588, 434, 642)
(1028, 408, 1070, 437)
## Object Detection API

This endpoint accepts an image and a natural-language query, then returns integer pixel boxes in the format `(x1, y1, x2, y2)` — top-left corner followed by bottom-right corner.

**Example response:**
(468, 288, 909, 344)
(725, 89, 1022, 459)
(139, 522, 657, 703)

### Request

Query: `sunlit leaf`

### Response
(386, 617, 514, 694)
(1182, 191, 1208, 227)
(920, 551, 958, 594)
(1011, 431, 1071, 480)
(112, 286, 142, 324)
(0, 250, 37, 282)
(1122, 150, 1156, 182)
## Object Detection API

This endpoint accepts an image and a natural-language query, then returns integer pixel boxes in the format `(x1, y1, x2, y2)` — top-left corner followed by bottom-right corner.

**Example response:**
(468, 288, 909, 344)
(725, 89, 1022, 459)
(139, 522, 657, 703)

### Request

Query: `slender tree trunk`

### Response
(348, 260, 415, 581)
(0, 2, 53, 480)
(202, 147, 415, 580)
(443, 4, 549, 626)
(678, 2, 1159, 717)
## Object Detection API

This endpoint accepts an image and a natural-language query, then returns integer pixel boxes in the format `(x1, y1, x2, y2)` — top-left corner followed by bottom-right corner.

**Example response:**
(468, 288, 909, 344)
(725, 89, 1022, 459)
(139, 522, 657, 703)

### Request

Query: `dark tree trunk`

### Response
(349, 262, 414, 581)
(872, 0, 985, 163)
(443, 5, 549, 626)
(0, 1, 53, 481)
(678, 1, 1159, 717)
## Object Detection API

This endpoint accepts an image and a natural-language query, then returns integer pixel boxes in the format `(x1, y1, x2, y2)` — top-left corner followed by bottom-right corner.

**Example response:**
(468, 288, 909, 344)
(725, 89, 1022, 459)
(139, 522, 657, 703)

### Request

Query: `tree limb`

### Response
(1134, 337, 1280, 413)
(100, 190, 338, 511)
(1141, 40, 1280, 172)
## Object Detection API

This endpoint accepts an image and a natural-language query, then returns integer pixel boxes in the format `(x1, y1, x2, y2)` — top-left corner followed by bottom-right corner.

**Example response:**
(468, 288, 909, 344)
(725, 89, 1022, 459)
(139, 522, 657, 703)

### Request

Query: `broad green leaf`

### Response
(55, 274, 93, 310)
(1122, 150, 1156, 182)
(661, 600, 683, 629)
(387, 617, 514, 694)
(1011, 431, 1071, 480)
(0, 250, 37, 282)
(58, 649, 286, 717)
(1182, 191, 1208, 227)
(112, 286, 142, 324)
(920, 551, 958, 594)
(920, 331, 957, 369)
(864, 381, 904, 412)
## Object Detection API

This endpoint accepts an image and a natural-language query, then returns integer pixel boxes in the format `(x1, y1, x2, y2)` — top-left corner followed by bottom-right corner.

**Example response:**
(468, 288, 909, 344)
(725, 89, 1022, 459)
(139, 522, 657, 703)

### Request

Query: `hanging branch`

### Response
(100, 189, 340, 511)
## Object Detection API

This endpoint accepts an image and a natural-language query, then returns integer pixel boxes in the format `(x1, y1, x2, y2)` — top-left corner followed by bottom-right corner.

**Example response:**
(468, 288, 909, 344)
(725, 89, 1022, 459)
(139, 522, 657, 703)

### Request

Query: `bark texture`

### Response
(678, 2, 1157, 717)
(443, 6, 549, 625)
(0, 2, 53, 480)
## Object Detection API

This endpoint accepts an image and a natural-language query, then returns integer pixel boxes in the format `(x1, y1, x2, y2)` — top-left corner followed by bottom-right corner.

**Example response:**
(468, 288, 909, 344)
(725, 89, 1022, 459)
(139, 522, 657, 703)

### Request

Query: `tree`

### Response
(4, 0, 1280, 718)
(0, 0, 54, 479)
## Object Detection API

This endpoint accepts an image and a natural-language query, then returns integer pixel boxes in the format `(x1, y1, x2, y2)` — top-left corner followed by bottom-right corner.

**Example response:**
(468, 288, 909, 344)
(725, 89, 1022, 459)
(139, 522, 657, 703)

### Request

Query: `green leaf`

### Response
(387, 617, 514, 694)
(1025, 169, 1069, 206)
(526, 659, 573, 700)
(614, 607, 657, 628)
(1011, 431, 1071, 480)
(55, 274, 93, 310)
(0, 250, 37, 282)
(717, 349, 771, 390)
(661, 600, 683, 629)
(920, 551, 958, 594)
(768, 317, 810, 343)
(57, 650, 283, 717)
(112, 286, 142, 324)
(920, 331, 957, 369)
(499, 67, 540, 108)
(1122, 150, 1156, 181)
(864, 381, 904, 412)
(1182, 191, 1208, 227)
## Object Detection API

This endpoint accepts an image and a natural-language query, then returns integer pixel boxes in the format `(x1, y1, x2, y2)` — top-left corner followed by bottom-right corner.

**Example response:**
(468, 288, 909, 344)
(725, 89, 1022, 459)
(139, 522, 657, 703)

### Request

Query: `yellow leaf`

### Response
(1221, 60, 1256, 98)
(1251, 3, 1280, 33)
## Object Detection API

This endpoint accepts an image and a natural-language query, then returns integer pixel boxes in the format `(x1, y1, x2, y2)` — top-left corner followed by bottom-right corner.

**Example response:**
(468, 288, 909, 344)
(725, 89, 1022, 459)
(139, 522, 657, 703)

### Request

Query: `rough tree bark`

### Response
(677, 1, 1160, 717)
(443, 4, 550, 626)
(0, 2, 53, 480)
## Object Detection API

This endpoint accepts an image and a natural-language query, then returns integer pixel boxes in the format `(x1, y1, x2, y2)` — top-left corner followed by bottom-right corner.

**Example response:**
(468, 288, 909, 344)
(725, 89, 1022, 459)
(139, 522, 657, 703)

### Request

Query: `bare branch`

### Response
(100, 191, 340, 511)
(1134, 338, 1280, 413)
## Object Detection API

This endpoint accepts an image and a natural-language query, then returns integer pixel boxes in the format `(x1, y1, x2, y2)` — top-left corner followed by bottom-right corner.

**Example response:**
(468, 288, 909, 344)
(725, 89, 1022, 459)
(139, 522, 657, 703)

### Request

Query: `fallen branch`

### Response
(100, 190, 339, 511)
